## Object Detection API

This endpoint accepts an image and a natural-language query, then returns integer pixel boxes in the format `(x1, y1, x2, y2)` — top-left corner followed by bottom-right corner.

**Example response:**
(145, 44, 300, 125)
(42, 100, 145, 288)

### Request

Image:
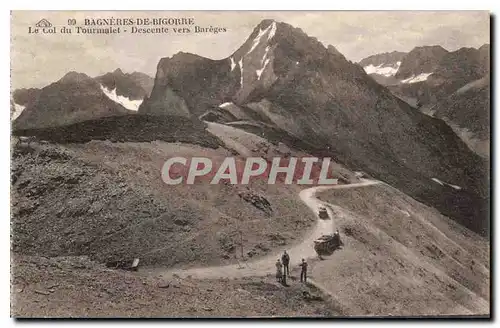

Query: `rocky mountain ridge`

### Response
(12, 70, 154, 129)
(139, 19, 489, 235)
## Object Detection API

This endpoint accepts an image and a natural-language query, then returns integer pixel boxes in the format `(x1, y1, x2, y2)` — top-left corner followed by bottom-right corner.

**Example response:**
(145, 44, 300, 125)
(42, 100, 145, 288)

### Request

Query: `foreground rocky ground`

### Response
(11, 139, 318, 269)
(11, 255, 338, 318)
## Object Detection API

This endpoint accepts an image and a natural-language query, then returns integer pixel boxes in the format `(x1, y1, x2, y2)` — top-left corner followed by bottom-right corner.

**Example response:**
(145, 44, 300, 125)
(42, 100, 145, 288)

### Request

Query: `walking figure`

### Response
(281, 250, 290, 278)
(275, 259, 283, 283)
(299, 258, 308, 283)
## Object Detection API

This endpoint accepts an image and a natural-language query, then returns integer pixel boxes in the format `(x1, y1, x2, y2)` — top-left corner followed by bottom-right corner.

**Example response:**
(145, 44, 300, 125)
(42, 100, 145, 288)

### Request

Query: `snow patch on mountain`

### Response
(12, 103, 26, 120)
(431, 178, 444, 186)
(238, 58, 244, 87)
(230, 57, 236, 71)
(255, 46, 272, 80)
(218, 102, 251, 121)
(448, 183, 462, 190)
(219, 102, 233, 109)
(100, 85, 143, 111)
(398, 209, 411, 217)
(247, 21, 276, 55)
(431, 178, 462, 190)
(268, 21, 277, 40)
(256, 58, 271, 80)
(363, 61, 401, 77)
(261, 46, 270, 64)
(401, 72, 433, 84)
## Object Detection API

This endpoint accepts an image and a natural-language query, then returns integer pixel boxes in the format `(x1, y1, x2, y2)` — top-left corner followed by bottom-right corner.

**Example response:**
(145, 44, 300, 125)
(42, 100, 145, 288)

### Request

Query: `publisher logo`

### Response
(29, 18, 56, 34)
(35, 19, 52, 28)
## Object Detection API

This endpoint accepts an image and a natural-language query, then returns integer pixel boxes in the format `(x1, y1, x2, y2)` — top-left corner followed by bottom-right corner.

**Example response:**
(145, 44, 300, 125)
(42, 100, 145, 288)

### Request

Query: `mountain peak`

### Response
(59, 71, 93, 84)
(358, 51, 407, 68)
(256, 19, 276, 29)
(245, 19, 279, 47)
(231, 19, 329, 64)
(171, 51, 204, 60)
(95, 69, 154, 102)
(395, 45, 449, 79)
(411, 45, 448, 53)
(155, 52, 209, 80)
(129, 71, 153, 79)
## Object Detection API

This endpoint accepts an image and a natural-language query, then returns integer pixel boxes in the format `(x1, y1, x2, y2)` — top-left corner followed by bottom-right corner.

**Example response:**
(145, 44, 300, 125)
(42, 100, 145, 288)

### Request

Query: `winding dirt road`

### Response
(152, 179, 380, 280)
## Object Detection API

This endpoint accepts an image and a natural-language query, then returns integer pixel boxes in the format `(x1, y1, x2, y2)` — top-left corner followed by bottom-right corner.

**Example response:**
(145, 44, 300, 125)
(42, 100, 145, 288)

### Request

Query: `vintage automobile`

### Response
(314, 233, 342, 256)
(318, 206, 329, 220)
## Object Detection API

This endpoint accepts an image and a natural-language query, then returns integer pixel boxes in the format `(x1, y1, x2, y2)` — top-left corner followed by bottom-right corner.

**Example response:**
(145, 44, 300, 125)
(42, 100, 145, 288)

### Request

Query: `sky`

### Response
(10, 11, 490, 89)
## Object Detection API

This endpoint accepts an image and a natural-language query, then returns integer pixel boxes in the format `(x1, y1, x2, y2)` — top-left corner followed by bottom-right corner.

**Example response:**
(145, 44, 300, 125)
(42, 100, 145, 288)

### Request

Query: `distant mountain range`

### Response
(359, 44, 490, 158)
(11, 69, 154, 129)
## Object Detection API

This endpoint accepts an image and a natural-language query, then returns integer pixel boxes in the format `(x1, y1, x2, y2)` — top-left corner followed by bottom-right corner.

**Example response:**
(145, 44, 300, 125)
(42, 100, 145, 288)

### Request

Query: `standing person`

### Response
(275, 259, 283, 283)
(299, 258, 308, 283)
(281, 250, 290, 278)
(333, 229, 340, 245)
(333, 229, 343, 248)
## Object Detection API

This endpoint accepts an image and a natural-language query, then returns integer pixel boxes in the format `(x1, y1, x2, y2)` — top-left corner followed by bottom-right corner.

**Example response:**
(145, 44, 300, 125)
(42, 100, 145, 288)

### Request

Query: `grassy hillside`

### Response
(310, 184, 489, 316)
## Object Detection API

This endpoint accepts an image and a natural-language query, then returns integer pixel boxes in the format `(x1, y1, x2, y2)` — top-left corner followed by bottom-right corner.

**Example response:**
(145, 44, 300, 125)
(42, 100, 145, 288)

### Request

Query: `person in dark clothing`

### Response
(299, 258, 308, 283)
(281, 250, 290, 278)
(333, 229, 343, 248)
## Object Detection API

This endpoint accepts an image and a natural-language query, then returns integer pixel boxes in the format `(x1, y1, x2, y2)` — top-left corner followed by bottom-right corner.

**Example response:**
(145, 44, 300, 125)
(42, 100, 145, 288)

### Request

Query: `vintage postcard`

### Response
(10, 11, 490, 318)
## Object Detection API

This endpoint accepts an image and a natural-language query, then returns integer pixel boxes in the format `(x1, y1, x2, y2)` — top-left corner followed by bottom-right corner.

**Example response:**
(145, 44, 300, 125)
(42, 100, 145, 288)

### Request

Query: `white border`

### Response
(5, 0, 500, 10)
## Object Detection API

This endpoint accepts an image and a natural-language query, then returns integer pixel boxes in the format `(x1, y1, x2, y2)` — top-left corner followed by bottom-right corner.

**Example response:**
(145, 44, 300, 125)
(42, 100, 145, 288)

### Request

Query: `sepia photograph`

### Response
(9, 10, 490, 318)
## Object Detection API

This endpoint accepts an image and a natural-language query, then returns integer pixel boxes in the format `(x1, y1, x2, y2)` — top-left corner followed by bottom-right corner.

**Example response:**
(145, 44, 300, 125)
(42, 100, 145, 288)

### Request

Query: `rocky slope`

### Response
(10, 134, 324, 268)
(139, 19, 489, 236)
(139, 52, 239, 118)
(430, 76, 490, 158)
(313, 183, 489, 316)
(383, 44, 490, 158)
